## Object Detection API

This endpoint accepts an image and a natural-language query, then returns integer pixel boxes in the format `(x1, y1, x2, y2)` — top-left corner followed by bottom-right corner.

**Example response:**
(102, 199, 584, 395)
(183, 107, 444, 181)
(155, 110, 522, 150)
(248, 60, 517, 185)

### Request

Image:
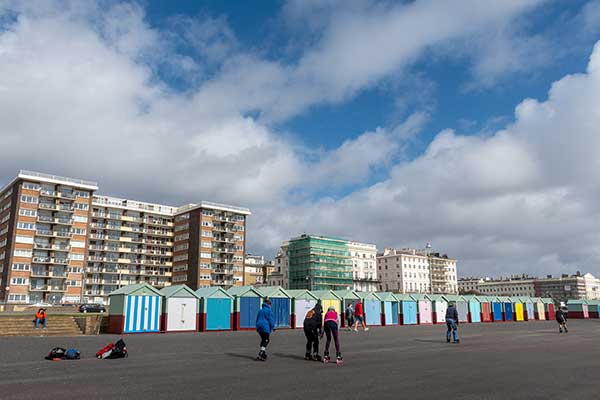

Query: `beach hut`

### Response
(108, 283, 162, 334)
(356, 292, 382, 326)
(287, 290, 319, 328)
(195, 286, 233, 331)
(311, 290, 342, 318)
(256, 286, 292, 328)
(531, 297, 546, 320)
(159, 285, 199, 332)
(512, 297, 525, 321)
(463, 295, 481, 323)
(444, 295, 468, 323)
(519, 297, 535, 321)
(427, 294, 448, 324)
(411, 294, 433, 325)
(586, 300, 600, 319)
(542, 298, 556, 320)
(227, 286, 263, 330)
(490, 296, 504, 322)
(333, 289, 362, 327)
(566, 299, 589, 319)
(478, 296, 492, 322)
(376, 292, 399, 325)
(396, 294, 418, 325)
(498, 297, 514, 321)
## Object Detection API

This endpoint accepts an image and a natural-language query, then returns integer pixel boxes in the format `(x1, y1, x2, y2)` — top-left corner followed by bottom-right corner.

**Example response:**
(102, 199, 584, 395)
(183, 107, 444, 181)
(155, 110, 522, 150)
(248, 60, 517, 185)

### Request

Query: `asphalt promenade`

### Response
(1, 320, 599, 400)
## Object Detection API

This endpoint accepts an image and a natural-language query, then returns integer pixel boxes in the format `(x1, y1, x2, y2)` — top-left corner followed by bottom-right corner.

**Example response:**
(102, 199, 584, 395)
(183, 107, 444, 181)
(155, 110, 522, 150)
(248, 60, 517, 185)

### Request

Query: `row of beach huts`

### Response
(106, 283, 597, 334)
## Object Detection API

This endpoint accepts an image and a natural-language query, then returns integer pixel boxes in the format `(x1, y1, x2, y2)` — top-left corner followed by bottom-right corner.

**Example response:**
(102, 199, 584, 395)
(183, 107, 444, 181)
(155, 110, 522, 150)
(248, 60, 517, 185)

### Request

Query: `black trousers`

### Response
(304, 327, 319, 354)
(259, 331, 270, 348)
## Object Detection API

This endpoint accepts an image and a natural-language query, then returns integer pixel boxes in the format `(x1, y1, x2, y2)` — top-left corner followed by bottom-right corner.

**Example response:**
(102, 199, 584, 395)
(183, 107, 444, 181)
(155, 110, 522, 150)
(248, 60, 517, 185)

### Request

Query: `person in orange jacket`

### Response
(35, 308, 47, 329)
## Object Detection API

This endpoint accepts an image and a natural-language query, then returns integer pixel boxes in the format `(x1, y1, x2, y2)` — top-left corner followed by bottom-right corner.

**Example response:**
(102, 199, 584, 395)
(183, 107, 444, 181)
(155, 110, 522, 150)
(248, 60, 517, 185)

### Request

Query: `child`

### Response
(255, 298, 275, 361)
(323, 306, 343, 364)
(303, 302, 323, 361)
(345, 303, 354, 331)
(556, 307, 568, 333)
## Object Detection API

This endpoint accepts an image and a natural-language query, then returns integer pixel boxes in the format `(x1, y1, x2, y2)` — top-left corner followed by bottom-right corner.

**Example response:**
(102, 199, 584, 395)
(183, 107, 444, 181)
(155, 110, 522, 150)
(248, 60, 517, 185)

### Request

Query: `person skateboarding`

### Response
(556, 306, 568, 333)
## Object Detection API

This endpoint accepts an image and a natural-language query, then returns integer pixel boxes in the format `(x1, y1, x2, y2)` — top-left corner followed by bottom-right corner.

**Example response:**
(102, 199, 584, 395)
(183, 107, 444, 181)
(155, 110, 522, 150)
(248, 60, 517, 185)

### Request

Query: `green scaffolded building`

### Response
(288, 235, 353, 291)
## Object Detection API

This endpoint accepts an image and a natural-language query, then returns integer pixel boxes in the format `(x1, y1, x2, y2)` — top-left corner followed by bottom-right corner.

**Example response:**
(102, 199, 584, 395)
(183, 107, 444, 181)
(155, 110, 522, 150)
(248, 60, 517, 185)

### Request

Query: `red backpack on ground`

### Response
(96, 343, 114, 359)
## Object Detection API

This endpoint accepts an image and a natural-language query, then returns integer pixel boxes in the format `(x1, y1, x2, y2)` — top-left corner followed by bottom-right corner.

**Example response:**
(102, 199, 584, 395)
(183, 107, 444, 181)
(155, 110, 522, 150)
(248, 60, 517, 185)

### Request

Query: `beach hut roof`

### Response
(332, 289, 361, 300)
(355, 291, 380, 300)
(541, 298, 554, 304)
(376, 292, 399, 302)
(195, 286, 232, 299)
(311, 290, 342, 301)
(461, 295, 480, 302)
(109, 283, 161, 297)
(255, 286, 290, 299)
(425, 294, 447, 302)
(530, 297, 543, 303)
(226, 286, 261, 297)
(497, 296, 512, 302)
(159, 284, 199, 298)
(410, 293, 430, 301)
(566, 299, 588, 305)
(443, 294, 466, 302)
(286, 289, 319, 300)
(395, 293, 416, 301)
(517, 297, 533, 303)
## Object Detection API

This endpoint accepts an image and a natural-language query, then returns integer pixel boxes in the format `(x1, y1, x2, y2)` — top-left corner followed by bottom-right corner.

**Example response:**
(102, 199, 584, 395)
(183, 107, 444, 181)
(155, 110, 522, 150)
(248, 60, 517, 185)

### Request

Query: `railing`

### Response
(39, 203, 57, 210)
(36, 229, 53, 236)
(20, 170, 98, 188)
(37, 215, 54, 223)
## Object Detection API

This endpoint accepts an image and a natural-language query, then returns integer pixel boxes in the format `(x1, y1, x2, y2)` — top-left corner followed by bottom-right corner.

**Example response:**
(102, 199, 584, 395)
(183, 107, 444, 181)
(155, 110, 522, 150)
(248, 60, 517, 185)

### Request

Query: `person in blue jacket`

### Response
(256, 298, 276, 361)
(445, 302, 460, 343)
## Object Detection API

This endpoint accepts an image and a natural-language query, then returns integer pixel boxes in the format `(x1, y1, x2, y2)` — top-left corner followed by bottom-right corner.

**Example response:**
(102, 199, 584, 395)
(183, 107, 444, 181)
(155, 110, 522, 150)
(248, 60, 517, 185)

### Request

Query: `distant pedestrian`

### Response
(323, 306, 343, 364)
(35, 308, 47, 330)
(445, 303, 460, 343)
(303, 302, 323, 361)
(255, 298, 275, 361)
(556, 307, 568, 333)
(353, 301, 368, 331)
(345, 303, 354, 330)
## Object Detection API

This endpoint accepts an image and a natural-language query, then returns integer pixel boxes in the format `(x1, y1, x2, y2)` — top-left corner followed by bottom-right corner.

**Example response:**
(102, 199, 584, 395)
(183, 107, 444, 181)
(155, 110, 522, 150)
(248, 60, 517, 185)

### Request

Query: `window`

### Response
(0, 213, 10, 224)
(11, 277, 29, 285)
(201, 221, 212, 227)
(66, 280, 81, 286)
(174, 244, 189, 252)
(74, 190, 90, 198)
(200, 252, 211, 259)
(71, 228, 86, 235)
(17, 222, 35, 230)
(173, 274, 188, 282)
(173, 265, 188, 272)
(202, 210, 213, 216)
(15, 235, 34, 244)
(175, 213, 189, 222)
(70, 241, 85, 248)
(70, 254, 84, 261)
(174, 224, 189, 232)
(20, 195, 38, 204)
(12, 263, 30, 271)
(173, 254, 188, 262)
(73, 215, 88, 223)
(201, 242, 211, 248)
(19, 209, 36, 217)
(14, 249, 32, 258)
(22, 182, 40, 190)
(175, 233, 189, 241)
(73, 203, 89, 210)
(200, 263, 210, 268)
(68, 267, 83, 273)
(8, 294, 29, 302)
(201, 231, 212, 237)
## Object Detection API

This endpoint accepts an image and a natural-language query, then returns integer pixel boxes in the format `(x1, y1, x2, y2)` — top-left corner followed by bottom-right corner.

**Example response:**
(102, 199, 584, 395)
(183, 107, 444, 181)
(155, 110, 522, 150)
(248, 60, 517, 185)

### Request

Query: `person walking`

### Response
(445, 302, 460, 343)
(556, 306, 568, 333)
(35, 308, 47, 330)
(353, 300, 368, 331)
(323, 306, 343, 364)
(255, 298, 275, 361)
(345, 303, 354, 331)
(303, 302, 323, 361)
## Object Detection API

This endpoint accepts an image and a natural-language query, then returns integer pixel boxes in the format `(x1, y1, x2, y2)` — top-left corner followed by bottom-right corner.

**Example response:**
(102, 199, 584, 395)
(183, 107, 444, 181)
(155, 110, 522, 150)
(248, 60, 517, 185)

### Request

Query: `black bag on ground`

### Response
(107, 338, 128, 359)
(45, 347, 67, 360)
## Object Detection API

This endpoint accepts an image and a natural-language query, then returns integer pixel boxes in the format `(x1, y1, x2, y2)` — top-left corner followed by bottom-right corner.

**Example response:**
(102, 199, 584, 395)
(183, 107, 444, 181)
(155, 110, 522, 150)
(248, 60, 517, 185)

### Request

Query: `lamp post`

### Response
(305, 275, 312, 291)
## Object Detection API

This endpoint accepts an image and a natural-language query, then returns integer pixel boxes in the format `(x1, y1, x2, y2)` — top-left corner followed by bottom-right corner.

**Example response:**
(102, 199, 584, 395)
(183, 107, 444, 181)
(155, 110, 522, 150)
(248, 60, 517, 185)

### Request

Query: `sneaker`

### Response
(365, 327, 369, 331)
(454, 339, 460, 344)
(353, 328, 358, 332)
(447, 338, 451, 343)
(312, 354, 322, 362)
(323, 354, 331, 363)
(559, 329, 562, 333)
(305, 353, 312, 361)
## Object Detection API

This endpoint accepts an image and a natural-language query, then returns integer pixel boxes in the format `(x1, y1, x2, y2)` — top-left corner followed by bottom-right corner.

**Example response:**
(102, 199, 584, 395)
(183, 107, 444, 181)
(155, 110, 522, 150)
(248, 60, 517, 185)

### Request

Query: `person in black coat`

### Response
(303, 302, 323, 360)
(556, 307, 568, 333)
(445, 303, 460, 343)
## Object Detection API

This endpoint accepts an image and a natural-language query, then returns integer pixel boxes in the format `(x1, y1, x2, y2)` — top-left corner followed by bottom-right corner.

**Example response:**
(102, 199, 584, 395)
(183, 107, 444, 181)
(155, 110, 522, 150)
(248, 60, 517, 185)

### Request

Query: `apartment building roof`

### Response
(1, 170, 99, 194)
(176, 201, 251, 216)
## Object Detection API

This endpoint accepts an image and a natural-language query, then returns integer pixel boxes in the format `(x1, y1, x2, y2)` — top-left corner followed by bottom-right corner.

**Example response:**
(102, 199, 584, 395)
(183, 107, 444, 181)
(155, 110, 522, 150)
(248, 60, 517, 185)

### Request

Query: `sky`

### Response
(1, 0, 600, 278)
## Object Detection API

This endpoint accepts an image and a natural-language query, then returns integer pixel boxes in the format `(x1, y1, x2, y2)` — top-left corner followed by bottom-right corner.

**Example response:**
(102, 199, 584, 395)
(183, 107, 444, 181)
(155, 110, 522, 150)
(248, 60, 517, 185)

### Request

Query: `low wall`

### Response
(74, 315, 108, 335)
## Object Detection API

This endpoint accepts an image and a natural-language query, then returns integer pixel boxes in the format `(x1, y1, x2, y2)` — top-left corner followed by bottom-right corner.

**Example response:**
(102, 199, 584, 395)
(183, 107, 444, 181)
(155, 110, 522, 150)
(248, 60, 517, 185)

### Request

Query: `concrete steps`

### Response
(0, 316, 83, 336)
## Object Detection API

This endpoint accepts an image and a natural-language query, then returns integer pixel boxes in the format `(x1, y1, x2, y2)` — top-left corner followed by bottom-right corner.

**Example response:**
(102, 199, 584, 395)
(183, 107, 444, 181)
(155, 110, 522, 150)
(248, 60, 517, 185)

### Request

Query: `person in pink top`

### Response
(322, 306, 343, 363)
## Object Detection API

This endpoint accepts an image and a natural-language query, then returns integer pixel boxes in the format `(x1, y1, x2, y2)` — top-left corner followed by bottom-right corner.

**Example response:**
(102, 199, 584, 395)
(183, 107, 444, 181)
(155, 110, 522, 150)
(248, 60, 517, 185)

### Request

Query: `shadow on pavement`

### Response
(225, 352, 257, 361)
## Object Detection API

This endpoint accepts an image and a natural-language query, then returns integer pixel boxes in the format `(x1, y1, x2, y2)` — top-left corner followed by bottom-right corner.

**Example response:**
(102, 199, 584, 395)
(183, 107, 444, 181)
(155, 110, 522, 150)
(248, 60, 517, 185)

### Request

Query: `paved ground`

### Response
(1, 320, 599, 400)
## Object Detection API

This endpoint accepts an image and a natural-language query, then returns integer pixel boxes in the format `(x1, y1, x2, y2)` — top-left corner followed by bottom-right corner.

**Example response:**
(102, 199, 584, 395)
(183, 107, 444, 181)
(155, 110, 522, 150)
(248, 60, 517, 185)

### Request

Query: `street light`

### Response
(305, 275, 311, 290)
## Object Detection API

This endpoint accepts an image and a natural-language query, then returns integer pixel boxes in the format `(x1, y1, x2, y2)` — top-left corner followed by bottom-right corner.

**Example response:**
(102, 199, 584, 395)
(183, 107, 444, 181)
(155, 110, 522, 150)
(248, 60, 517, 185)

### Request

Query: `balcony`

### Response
(53, 231, 72, 238)
(39, 203, 57, 210)
(213, 215, 235, 223)
(213, 226, 233, 233)
(30, 284, 67, 292)
(40, 189, 58, 198)
(59, 206, 74, 213)
(213, 237, 234, 243)
(92, 212, 109, 218)
(32, 257, 69, 265)
(53, 218, 73, 225)
(36, 229, 53, 236)
(37, 215, 54, 223)
(213, 247, 235, 254)
(33, 242, 51, 250)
